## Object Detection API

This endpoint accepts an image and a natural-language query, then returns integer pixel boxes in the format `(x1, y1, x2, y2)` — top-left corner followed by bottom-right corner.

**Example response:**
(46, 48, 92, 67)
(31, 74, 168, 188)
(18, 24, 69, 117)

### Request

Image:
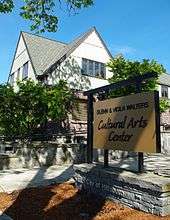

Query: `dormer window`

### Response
(82, 58, 106, 78)
(22, 62, 28, 80)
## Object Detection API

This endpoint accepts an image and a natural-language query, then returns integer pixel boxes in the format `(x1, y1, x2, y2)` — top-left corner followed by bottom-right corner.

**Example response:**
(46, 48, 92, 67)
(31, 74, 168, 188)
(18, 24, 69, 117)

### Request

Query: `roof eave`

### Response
(7, 32, 23, 83)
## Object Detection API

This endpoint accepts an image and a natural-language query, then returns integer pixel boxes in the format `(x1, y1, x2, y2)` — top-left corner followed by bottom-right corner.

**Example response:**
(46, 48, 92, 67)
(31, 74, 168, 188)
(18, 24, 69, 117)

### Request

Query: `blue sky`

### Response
(0, 0, 170, 83)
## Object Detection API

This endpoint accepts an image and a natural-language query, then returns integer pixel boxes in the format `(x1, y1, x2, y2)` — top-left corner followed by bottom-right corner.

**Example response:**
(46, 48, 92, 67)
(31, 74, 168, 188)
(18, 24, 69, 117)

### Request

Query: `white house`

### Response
(8, 27, 113, 91)
(8, 27, 116, 139)
(9, 26, 170, 100)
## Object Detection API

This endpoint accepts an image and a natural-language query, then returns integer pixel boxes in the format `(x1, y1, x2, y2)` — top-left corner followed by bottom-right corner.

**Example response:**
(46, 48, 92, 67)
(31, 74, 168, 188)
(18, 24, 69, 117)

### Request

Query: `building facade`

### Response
(8, 27, 170, 152)
(8, 27, 114, 142)
(9, 27, 113, 90)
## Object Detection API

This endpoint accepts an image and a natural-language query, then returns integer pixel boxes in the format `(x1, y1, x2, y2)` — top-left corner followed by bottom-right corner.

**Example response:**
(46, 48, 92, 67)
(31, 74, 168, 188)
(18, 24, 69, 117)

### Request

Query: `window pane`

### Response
(100, 63, 106, 78)
(95, 62, 100, 77)
(89, 60, 93, 76)
(82, 58, 88, 75)
(161, 85, 168, 98)
(22, 62, 28, 79)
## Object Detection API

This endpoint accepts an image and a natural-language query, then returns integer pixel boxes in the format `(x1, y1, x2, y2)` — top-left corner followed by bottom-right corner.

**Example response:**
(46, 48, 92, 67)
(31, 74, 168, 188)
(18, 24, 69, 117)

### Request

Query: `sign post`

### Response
(136, 81, 143, 172)
(87, 94, 93, 163)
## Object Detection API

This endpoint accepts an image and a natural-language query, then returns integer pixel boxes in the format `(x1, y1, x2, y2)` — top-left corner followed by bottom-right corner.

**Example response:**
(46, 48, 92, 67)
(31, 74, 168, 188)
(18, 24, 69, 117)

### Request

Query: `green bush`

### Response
(0, 80, 75, 140)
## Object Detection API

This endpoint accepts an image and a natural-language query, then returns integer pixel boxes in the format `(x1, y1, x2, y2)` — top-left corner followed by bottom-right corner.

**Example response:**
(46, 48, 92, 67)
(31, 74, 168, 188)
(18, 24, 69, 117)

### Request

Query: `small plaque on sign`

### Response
(93, 91, 160, 153)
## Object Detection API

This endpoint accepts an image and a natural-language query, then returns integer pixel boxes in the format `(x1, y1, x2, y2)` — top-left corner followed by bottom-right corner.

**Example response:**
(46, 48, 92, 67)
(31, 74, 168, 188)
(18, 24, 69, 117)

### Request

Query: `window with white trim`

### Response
(22, 62, 28, 79)
(82, 58, 106, 78)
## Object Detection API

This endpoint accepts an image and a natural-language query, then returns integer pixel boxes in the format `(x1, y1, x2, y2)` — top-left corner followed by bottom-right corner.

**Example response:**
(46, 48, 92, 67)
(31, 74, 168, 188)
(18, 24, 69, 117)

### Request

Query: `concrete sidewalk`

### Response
(97, 154, 170, 173)
(0, 154, 170, 193)
(0, 165, 74, 193)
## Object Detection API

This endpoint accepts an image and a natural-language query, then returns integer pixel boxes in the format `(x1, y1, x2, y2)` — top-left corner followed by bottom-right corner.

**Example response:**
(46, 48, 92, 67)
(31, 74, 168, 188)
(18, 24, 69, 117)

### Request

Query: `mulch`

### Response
(0, 183, 170, 220)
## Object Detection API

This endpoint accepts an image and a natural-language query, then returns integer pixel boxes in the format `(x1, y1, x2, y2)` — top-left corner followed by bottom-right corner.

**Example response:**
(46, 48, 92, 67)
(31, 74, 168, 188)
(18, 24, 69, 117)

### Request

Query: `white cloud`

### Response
(111, 45, 136, 55)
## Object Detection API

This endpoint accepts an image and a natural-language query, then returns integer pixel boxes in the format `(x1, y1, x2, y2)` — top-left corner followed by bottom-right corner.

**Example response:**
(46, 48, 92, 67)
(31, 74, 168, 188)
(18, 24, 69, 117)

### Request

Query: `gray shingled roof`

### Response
(22, 28, 95, 76)
(158, 73, 170, 86)
(43, 27, 96, 74)
(22, 32, 67, 76)
(22, 27, 112, 76)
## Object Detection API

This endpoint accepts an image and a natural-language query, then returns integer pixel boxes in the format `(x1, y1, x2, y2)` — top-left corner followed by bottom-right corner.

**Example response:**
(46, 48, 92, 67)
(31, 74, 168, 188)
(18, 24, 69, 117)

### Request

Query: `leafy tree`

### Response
(47, 80, 75, 122)
(0, 84, 18, 138)
(0, 80, 75, 140)
(16, 80, 48, 138)
(107, 55, 170, 112)
(0, 0, 93, 33)
(159, 99, 170, 113)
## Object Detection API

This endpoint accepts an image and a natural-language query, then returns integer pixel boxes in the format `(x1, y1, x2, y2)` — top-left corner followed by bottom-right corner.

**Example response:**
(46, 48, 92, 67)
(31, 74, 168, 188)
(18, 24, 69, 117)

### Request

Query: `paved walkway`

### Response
(0, 155, 170, 219)
(0, 165, 74, 193)
(97, 154, 170, 174)
(0, 154, 170, 194)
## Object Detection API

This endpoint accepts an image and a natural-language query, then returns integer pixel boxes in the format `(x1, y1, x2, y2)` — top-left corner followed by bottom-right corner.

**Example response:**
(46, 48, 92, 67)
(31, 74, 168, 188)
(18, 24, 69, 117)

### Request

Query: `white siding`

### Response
(48, 30, 112, 90)
(10, 34, 36, 87)
(158, 85, 162, 97)
(72, 31, 112, 88)
(168, 87, 170, 99)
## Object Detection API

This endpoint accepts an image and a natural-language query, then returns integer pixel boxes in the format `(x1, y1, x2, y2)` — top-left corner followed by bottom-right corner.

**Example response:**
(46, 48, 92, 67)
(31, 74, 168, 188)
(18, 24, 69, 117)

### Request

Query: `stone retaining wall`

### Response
(0, 142, 86, 170)
(74, 163, 170, 216)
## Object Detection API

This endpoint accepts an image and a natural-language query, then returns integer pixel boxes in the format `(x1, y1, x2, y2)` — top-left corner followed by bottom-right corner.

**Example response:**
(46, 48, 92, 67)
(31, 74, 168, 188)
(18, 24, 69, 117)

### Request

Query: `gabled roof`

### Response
(21, 27, 112, 76)
(43, 27, 95, 74)
(22, 32, 67, 76)
(44, 27, 113, 75)
(158, 73, 170, 86)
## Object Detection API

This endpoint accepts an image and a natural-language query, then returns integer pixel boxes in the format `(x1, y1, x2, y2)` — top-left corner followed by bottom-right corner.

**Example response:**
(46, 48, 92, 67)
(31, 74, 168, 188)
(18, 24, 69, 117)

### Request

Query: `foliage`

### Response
(0, 80, 75, 139)
(0, 0, 93, 33)
(47, 80, 75, 121)
(107, 54, 169, 112)
(0, 0, 13, 13)
(16, 80, 48, 137)
(0, 84, 18, 137)
(159, 99, 170, 113)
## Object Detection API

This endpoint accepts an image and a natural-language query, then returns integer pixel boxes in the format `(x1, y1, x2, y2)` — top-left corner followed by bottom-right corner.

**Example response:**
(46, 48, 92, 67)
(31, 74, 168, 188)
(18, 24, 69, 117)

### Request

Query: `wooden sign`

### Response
(93, 91, 160, 153)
